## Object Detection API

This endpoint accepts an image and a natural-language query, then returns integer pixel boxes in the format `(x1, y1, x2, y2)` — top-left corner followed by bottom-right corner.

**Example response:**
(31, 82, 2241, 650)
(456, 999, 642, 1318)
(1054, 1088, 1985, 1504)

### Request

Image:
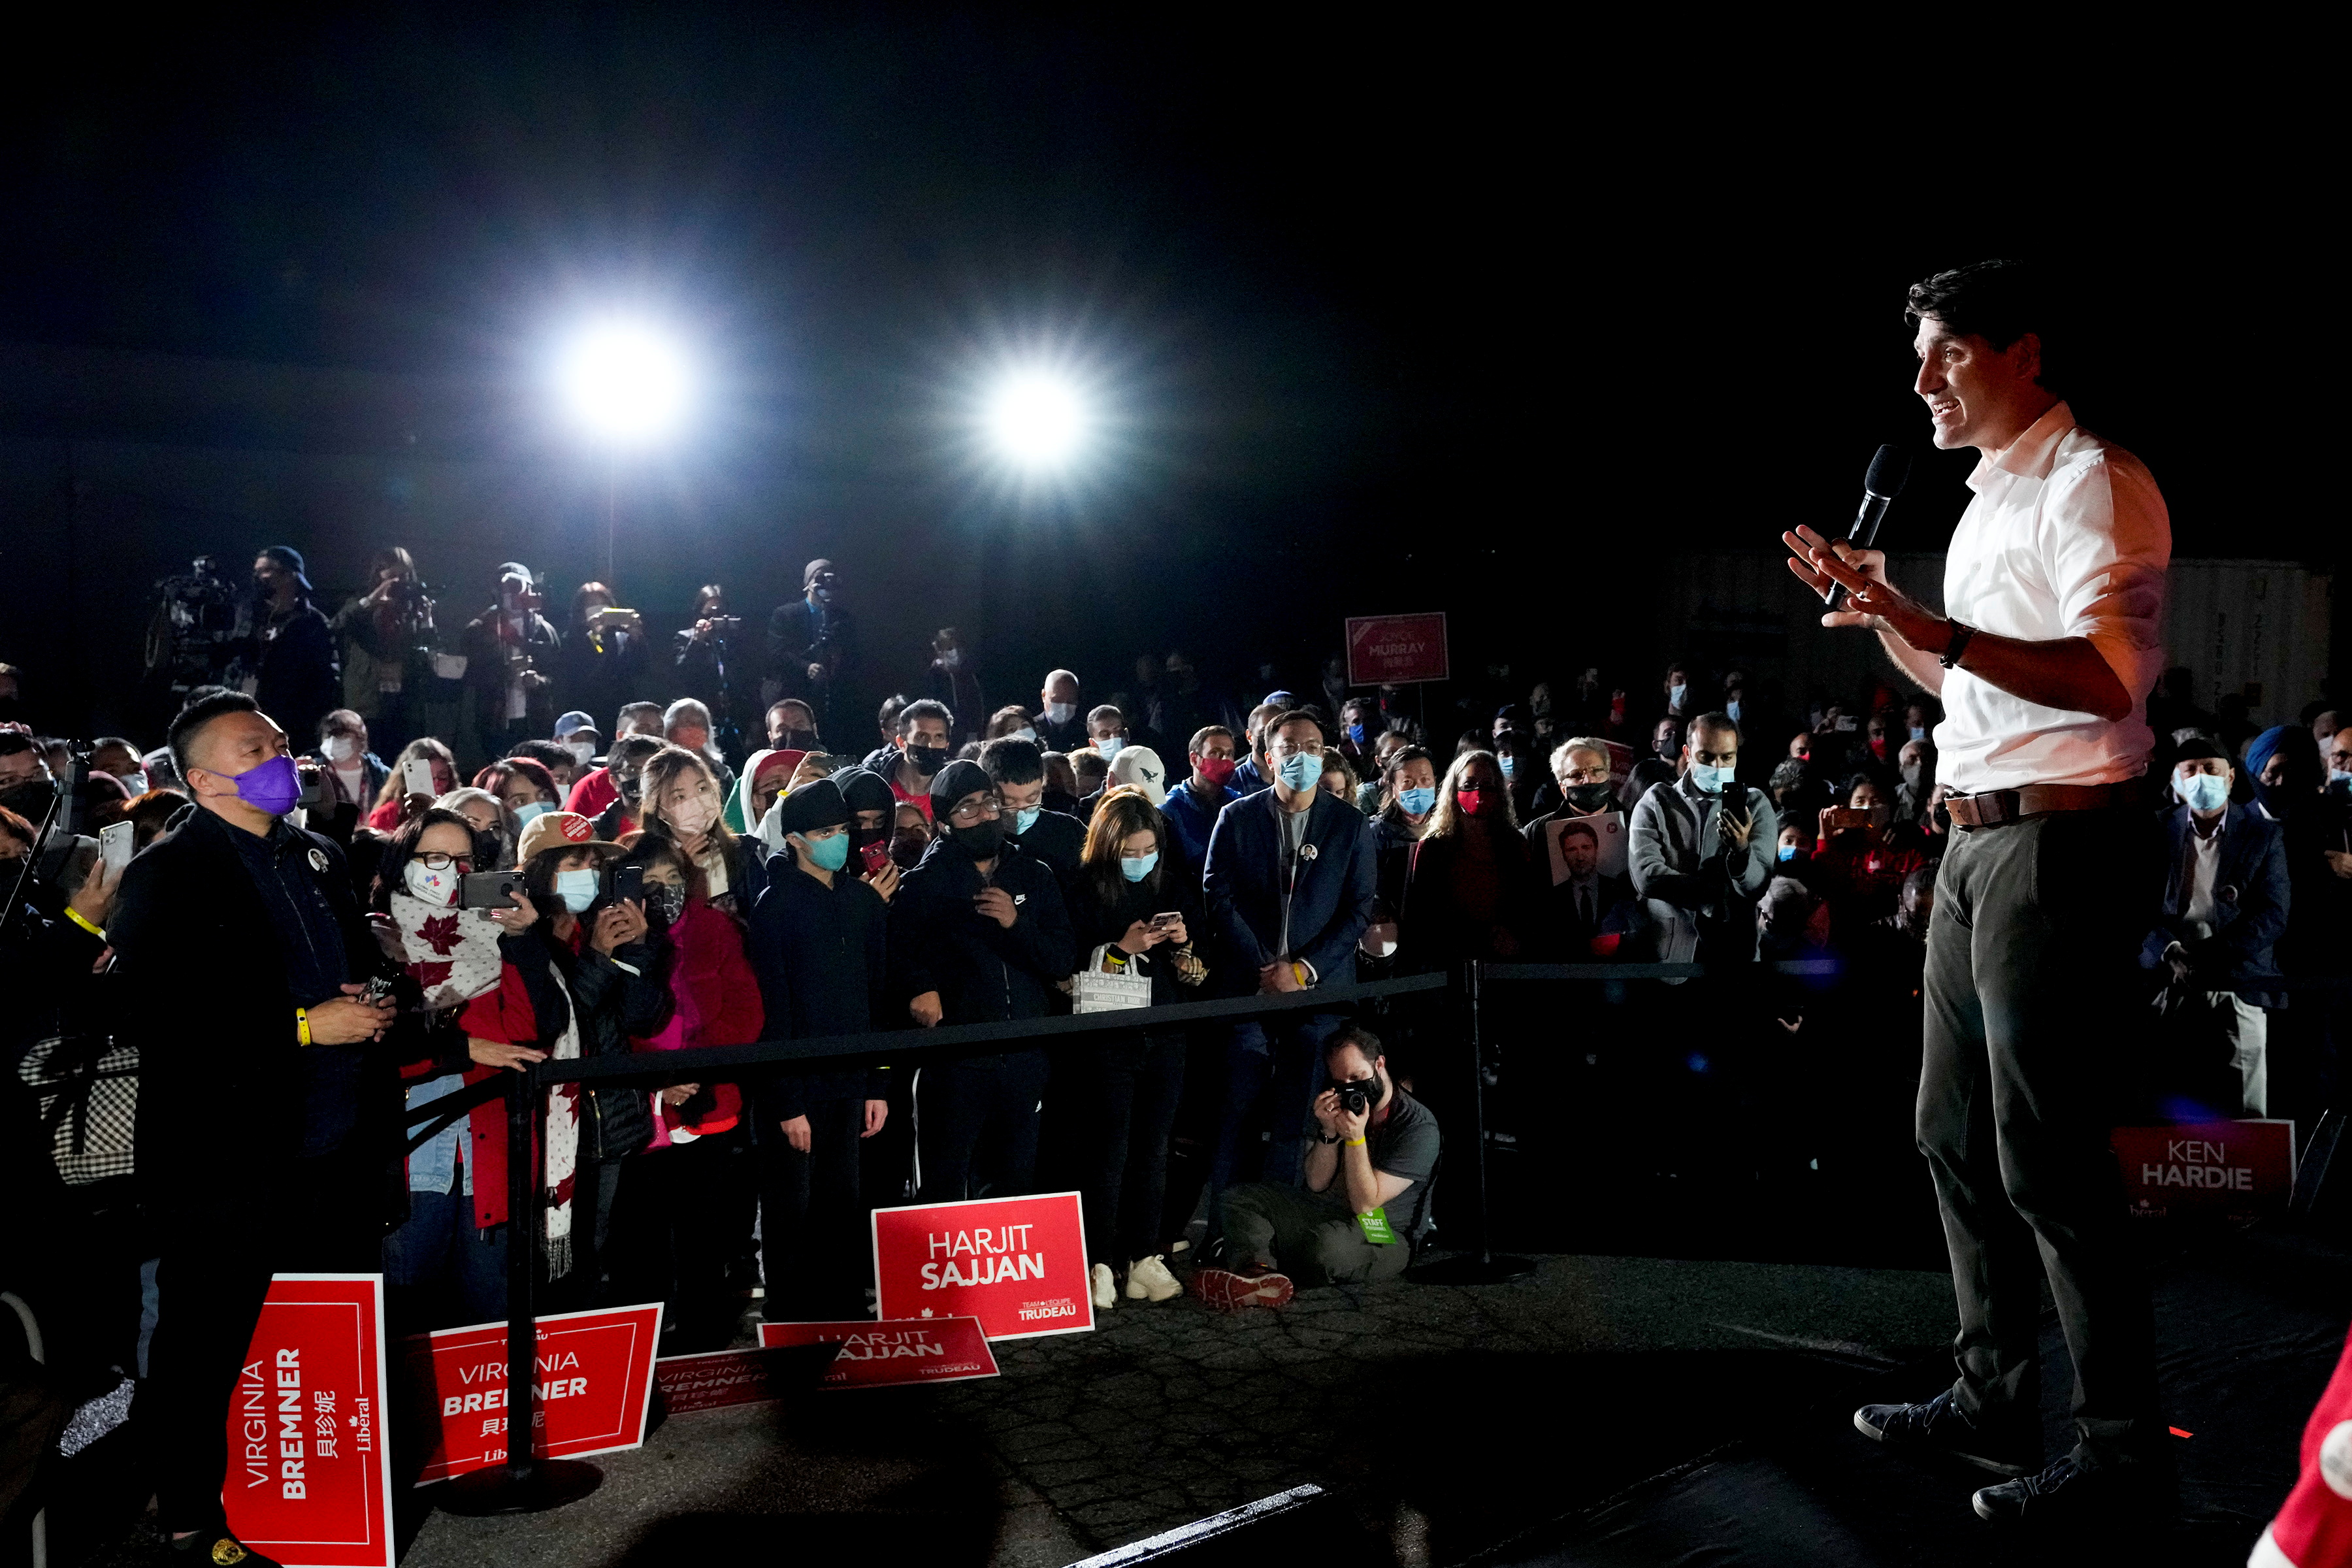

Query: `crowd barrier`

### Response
(402, 956, 2345, 1510)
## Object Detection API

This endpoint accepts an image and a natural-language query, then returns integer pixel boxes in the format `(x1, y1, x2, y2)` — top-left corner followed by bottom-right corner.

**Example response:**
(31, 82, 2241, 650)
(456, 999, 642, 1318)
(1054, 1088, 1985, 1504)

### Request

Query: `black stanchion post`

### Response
(1408, 959, 1533, 1286)
(440, 1064, 602, 1514)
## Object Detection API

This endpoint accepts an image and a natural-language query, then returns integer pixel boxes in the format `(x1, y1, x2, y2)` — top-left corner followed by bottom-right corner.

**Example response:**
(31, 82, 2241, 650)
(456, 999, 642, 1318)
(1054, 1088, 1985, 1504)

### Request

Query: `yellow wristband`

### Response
(296, 1007, 312, 1047)
(1292, 961, 1310, 987)
(65, 906, 107, 941)
(1345, 1135, 1367, 1147)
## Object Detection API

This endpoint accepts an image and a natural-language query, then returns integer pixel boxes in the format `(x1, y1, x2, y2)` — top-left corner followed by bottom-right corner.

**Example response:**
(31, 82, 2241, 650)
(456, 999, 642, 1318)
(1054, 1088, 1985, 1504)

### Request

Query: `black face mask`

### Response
(947, 819, 1004, 860)
(906, 743, 949, 776)
(890, 830, 930, 870)
(617, 773, 644, 806)
(774, 728, 819, 752)
(644, 883, 687, 927)
(1563, 781, 1614, 813)
(0, 778, 56, 823)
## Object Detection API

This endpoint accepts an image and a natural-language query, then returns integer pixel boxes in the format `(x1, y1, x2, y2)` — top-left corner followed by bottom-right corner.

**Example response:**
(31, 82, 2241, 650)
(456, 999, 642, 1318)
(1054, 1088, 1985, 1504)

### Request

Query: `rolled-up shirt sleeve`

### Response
(2041, 453, 2170, 704)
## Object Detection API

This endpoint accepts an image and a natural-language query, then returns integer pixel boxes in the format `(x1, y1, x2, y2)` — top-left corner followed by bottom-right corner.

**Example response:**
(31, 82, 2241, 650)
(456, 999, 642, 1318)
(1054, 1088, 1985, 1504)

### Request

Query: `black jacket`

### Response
(253, 602, 340, 747)
(766, 596, 857, 701)
(108, 803, 393, 1220)
(461, 604, 564, 739)
(1006, 808, 1087, 897)
(498, 921, 672, 1159)
(747, 858, 893, 1118)
(887, 838, 1073, 1029)
(556, 623, 655, 734)
(1066, 863, 1207, 1007)
(1202, 788, 1378, 994)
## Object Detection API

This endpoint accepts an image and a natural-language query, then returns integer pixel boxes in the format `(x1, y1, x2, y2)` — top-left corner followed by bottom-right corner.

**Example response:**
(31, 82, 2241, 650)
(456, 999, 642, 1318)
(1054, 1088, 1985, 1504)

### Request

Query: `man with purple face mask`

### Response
(107, 691, 398, 1568)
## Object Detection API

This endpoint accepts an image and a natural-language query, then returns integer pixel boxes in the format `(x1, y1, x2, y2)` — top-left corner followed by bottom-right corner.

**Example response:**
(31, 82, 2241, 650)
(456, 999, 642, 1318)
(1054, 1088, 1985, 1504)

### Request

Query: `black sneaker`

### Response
(1853, 1388, 2036, 1476)
(1971, 1454, 2172, 1529)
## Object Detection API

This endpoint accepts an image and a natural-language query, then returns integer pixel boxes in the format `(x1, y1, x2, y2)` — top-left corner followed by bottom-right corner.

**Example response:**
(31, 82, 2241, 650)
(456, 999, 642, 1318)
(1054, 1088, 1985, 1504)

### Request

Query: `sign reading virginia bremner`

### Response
(1346, 613, 1449, 687)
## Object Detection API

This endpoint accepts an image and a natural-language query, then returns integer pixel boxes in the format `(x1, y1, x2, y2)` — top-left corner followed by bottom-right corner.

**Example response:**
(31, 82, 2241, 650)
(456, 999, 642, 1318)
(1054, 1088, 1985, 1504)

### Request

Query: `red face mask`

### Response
(1868, 736, 1889, 760)
(1455, 788, 1488, 817)
(1193, 755, 1237, 788)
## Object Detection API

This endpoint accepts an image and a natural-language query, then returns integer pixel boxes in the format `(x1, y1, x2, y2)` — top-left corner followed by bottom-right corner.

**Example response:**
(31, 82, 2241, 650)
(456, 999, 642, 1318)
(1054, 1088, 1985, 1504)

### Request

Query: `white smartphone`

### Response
(100, 820, 135, 874)
(402, 758, 437, 796)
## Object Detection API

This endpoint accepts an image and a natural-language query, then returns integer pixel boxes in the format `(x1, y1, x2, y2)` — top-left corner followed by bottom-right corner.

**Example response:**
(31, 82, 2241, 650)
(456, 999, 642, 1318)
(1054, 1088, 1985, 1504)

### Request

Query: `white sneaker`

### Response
(1124, 1254, 1181, 1302)
(1091, 1262, 1118, 1311)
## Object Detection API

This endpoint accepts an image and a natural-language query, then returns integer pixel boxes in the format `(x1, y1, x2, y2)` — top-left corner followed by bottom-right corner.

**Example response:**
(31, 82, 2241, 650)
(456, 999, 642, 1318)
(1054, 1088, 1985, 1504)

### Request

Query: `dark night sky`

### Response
(0, 13, 2332, 731)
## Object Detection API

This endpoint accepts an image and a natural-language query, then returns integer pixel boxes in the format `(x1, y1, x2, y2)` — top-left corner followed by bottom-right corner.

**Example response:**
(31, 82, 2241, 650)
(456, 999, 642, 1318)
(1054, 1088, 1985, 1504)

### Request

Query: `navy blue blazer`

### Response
(1203, 788, 1377, 994)
(2140, 802, 2290, 1005)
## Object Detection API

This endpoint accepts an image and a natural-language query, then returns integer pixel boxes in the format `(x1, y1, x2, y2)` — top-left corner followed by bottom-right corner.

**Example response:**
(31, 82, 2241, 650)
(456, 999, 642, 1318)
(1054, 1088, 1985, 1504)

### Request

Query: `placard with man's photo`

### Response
(1543, 810, 1625, 884)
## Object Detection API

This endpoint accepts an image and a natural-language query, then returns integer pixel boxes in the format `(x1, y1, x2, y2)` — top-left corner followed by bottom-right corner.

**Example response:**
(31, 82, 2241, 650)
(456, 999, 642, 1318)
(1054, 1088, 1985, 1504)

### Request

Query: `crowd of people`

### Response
(3, 552, 2350, 1547)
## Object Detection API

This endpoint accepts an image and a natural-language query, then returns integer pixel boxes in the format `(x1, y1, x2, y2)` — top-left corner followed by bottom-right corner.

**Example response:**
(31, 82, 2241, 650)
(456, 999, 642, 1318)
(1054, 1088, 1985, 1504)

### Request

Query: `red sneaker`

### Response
(1189, 1266, 1294, 1313)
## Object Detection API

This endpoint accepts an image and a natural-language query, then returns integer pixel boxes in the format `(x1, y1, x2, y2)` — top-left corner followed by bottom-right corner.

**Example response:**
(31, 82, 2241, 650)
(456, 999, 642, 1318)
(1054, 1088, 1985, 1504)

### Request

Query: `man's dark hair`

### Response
(1905, 259, 2056, 390)
(1558, 819, 1599, 846)
(0, 731, 35, 760)
(608, 732, 664, 774)
(979, 736, 1045, 787)
(615, 700, 663, 734)
(1324, 1023, 1384, 1068)
(1263, 710, 1320, 747)
(877, 693, 909, 734)
(898, 698, 952, 737)
(1086, 704, 1123, 728)
(168, 691, 261, 783)
(508, 739, 572, 775)
(1188, 725, 1234, 757)
(1690, 710, 1740, 745)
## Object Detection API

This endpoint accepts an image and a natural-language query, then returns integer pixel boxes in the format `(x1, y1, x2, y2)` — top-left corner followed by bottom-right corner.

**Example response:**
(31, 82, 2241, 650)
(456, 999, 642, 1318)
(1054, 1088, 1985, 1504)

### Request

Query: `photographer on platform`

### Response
(246, 546, 340, 748)
(765, 559, 857, 736)
(110, 692, 397, 1567)
(1192, 1025, 1438, 1311)
(461, 563, 563, 765)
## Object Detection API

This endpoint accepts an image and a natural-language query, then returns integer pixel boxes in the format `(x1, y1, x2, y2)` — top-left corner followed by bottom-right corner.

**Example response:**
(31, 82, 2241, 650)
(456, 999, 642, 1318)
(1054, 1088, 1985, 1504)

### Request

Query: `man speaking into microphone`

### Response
(1784, 260, 2172, 1529)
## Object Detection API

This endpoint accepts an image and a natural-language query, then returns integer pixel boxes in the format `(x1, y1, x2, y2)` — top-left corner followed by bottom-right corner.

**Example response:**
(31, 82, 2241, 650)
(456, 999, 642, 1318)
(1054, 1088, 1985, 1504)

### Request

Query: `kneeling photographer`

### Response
(1192, 1024, 1440, 1311)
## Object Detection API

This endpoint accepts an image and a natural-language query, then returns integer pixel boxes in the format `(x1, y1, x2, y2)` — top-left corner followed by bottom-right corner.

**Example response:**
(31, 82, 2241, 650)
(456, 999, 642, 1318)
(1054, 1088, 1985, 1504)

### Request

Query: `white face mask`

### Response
(566, 739, 595, 765)
(1045, 702, 1076, 725)
(402, 858, 460, 907)
(324, 735, 360, 764)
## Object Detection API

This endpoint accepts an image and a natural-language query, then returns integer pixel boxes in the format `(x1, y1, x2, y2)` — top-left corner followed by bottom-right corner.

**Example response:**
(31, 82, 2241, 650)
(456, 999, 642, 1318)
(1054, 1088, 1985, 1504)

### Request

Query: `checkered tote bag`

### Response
(17, 1032, 139, 1185)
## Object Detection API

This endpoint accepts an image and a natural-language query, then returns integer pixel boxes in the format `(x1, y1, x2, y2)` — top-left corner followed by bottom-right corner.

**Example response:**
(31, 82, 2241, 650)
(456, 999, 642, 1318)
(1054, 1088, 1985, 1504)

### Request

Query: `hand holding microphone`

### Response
(1782, 444, 1945, 650)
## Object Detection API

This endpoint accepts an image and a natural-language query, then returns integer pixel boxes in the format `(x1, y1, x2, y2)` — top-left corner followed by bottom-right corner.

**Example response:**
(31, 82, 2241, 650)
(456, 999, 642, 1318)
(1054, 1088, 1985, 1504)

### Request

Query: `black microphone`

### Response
(1824, 444, 1912, 612)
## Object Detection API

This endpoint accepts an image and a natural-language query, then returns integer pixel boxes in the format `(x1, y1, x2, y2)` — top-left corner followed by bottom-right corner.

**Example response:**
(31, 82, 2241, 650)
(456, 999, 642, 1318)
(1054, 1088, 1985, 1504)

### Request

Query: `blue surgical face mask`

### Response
(1776, 842, 1800, 862)
(1670, 682, 1688, 709)
(514, 800, 553, 828)
(1347, 723, 1366, 746)
(1277, 751, 1322, 792)
(1910, 726, 1929, 743)
(1097, 736, 1125, 760)
(2331, 769, 2352, 796)
(2178, 771, 2230, 814)
(800, 830, 851, 871)
(1690, 760, 1735, 794)
(1397, 785, 1437, 816)
(1013, 727, 1037, 743)
(557, 868, 600, 913)
(1497, 755, 1518, 781)
(1725, 700, 1742, 723)
(1119, 851, 1158, 883)
(1012, 805, 1041, 835)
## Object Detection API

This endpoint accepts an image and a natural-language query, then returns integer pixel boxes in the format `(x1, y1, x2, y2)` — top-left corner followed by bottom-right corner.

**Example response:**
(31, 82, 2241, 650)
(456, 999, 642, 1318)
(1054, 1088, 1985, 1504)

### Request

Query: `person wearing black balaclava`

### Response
(887, 759, 1073, 1201)
(246, 546, 340, 751)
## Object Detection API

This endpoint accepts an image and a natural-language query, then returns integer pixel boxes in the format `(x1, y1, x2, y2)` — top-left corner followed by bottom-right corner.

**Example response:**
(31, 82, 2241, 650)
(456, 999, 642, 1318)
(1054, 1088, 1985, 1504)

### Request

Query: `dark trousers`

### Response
(380, 1186, 506, 1335)
(758, 1098, 870, 1320)
(1211, 1014, 1339, 1201)
(1918, 809, 2161, 1466)
(1065, 1030, 1187, 1267)
(605, 1132, 743, 1352)
(1222, 1181, 1411, 1288)
(140, 1152, 378, 1534)
(917, 1050, 1050, 1203)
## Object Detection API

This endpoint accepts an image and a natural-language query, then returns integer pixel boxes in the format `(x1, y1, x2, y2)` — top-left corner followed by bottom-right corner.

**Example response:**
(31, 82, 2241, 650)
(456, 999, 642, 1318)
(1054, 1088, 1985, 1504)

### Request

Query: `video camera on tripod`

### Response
(142, 556, 244, 694)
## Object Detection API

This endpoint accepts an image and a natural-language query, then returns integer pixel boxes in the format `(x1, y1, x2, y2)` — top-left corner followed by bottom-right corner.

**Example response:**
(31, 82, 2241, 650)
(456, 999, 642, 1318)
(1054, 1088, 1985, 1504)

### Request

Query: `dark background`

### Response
(0, 11, 2334, 743)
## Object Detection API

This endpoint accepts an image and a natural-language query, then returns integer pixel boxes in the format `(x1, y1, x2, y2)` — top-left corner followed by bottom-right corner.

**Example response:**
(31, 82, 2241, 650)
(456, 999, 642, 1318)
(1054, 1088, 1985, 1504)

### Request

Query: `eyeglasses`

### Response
(416, 853, 474, 872)
(1267, 739, 1324, 759)
(947, 796, 1002, 825)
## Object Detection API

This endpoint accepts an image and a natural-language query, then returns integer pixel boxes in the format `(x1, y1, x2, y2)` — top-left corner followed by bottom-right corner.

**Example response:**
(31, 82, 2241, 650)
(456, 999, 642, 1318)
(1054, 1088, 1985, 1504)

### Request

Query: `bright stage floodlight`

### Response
(558, 321, 691, 446)
(984, 371, 1087, 470)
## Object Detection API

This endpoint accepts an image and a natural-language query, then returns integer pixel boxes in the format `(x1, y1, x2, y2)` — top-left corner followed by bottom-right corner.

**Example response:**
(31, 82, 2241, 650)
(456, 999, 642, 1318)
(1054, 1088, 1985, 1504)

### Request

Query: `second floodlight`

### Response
(559, 321, 692, 446)
(985, 372, 1088, 470)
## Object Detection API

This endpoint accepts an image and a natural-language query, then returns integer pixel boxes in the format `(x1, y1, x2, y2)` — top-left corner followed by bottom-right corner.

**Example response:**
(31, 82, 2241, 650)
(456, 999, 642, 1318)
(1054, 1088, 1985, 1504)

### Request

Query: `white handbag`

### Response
(1071, 944, 1154, 1013)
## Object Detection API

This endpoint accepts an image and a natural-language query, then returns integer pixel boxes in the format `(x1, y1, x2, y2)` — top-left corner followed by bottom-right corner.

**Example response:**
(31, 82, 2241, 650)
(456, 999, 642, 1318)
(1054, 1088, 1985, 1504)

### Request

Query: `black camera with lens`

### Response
(1333, 1079, 1377, 1118)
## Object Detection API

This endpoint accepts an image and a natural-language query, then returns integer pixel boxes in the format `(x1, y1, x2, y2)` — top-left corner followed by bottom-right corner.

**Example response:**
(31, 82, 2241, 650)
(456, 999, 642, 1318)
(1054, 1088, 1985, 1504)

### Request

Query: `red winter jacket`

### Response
(633, 896, 763, 1145)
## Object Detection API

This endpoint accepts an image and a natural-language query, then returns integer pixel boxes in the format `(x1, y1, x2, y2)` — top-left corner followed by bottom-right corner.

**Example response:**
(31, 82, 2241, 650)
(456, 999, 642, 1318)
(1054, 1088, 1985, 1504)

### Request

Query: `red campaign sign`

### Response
(397, 1303, 661, 1485)
(652, 1342, 849, 1414)
(872, 1191, 1093, 1341)
(757, 1317, 1002, 1389)
(1345, 613, 1449, 687)
(221, 1275, 395, 1568)
(2113, 1119, 2296, 1218)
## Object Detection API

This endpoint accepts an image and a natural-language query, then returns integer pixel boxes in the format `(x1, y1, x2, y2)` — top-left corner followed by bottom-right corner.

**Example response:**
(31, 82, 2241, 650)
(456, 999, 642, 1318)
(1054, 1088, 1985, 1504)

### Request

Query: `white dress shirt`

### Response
(1935, 401, 2171, 792)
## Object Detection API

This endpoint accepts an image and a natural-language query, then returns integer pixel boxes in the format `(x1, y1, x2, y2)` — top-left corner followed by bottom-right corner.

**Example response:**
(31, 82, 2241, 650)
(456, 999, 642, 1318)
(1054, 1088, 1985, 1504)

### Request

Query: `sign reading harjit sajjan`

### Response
(872, 1192, 1092, 1341)
(1346, 613, 1449, 687)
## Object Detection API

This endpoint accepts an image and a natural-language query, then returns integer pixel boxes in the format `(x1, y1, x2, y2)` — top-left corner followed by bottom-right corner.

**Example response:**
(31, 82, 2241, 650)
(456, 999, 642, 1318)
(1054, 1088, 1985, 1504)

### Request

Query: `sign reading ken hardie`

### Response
(2111, 1119, 2295, 1218)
